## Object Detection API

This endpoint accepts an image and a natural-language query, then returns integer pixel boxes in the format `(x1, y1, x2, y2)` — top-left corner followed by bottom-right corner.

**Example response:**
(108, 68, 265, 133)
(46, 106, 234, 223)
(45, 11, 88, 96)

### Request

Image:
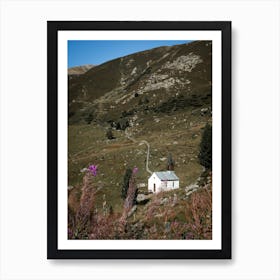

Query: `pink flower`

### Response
(88, 164, 98, 176)
(133, 167, 138, 174)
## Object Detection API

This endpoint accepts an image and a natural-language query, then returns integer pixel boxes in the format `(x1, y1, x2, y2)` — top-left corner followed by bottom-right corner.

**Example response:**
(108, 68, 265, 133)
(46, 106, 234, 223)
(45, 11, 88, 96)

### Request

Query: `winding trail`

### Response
(125, 129, 153, 175)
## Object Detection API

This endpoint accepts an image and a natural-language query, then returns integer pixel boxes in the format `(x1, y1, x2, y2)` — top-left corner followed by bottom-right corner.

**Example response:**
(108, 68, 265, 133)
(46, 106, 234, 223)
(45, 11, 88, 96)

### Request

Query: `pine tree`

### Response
(167, 153, 175, 170)
(198, 123, 212, 169)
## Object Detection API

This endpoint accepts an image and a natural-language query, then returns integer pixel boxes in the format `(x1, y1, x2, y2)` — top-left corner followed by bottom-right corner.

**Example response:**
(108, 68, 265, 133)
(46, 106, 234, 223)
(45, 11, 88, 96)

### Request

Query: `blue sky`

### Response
(68, 40, 192, 68)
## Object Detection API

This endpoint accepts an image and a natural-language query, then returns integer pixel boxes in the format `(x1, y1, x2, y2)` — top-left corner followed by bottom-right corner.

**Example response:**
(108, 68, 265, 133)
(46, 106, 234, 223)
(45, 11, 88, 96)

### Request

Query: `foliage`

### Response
(116, 118, 129, 130)
(123, 173, 138, 212)
(167, 153, 175, 170)
(184, 187, 212, 239)
(69, 173, 95, 239)
(198, 123, 212, 169)
(68, 169, 212, 240)
(106, 128, 114, 140)
(68, 167, 118, 239)
(121, 168, 132, 199)
(84, 113, 93, 124)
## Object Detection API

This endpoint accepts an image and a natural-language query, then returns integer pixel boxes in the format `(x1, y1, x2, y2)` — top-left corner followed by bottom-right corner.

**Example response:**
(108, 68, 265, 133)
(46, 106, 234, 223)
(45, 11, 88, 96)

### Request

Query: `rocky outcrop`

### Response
(163, 53, 203, 72)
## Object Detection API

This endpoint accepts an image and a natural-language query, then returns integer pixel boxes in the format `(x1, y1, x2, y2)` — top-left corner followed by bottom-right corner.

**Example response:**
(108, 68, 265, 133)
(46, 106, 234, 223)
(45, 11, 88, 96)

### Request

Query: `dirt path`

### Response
(125, 129, 153, 175)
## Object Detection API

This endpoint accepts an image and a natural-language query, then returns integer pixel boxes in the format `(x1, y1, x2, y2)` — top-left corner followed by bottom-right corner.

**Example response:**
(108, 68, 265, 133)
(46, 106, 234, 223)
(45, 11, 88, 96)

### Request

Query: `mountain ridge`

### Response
(68, 40, 212, 126)
(68, 64, 95, 75)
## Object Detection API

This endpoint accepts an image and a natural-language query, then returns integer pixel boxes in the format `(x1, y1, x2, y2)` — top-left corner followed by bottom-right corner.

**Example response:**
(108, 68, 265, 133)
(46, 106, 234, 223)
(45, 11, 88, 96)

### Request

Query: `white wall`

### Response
(148, 175, 154, 192)
(162, 180, 179, 191)
(148, 173, 162, 193)
(0, 0, 279, 280)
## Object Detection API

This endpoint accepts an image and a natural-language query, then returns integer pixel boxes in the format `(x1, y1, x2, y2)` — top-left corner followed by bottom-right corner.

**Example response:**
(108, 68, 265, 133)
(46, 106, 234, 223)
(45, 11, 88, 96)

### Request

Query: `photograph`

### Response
(67, 39, 213, 241)
(48, 21, 231, 258)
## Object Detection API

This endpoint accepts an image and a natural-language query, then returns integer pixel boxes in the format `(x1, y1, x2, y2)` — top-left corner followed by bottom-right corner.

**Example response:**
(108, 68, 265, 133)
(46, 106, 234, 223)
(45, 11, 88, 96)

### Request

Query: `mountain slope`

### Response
(68, 64, 94, 75)
(68, 41, 212, 124)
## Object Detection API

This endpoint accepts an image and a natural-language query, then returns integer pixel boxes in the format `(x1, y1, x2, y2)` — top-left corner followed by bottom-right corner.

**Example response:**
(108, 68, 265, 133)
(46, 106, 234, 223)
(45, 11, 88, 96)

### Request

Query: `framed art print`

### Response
(47, 21, 231, 259)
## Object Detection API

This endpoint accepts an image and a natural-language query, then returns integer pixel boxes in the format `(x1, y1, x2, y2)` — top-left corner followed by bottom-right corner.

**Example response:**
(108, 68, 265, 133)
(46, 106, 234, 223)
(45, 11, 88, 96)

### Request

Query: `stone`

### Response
(164, 222, 171, 232)
(200, 108, 209, 116)
(127, 205, 137, 217)
(136, 194, 146, 203)
(160, 197, 169, 205)
(136, 193, 152, 204)
(185, 184, 199, 192)
(137, 183, 146, 188)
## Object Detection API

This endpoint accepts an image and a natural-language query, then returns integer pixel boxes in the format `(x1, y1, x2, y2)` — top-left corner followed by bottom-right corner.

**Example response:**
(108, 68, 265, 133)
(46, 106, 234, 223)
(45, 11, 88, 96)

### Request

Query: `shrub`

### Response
(121, 168, 132, 199)
(68, 165, 98, 239)
(185, 187, 212, 239)
(123, 173, 137, 211)
(116, 118, 129, 130)
(198, 123, 212, 169)
(71, 173, 95, 239)
(84, 113, 93, 124)
(167, 153, 175, 170)
(106, 128, 114, 140)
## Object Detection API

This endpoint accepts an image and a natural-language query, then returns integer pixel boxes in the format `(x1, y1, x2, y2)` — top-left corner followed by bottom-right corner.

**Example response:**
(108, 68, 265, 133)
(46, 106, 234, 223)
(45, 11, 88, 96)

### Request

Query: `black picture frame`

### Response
(47, 21, 231, 259)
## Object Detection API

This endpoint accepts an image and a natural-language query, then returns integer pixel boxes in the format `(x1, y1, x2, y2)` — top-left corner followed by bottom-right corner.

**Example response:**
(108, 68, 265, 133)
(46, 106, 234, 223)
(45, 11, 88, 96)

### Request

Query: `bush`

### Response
(167, 153, 175, 170)
(198, 123, 212, 169)
(106, 128, 114, 140)
(84, 113, 93, 124)
(116, 118, 129, 130)
(121, 168, 132, 199)
(123, 173, 138, 210)
(144, 96, 149, 104)
(69, 173, 95, 239)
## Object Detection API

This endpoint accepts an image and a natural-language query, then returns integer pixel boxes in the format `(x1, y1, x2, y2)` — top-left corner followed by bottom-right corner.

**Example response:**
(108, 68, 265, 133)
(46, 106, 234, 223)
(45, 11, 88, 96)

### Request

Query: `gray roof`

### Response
(154, 171, 179, 181)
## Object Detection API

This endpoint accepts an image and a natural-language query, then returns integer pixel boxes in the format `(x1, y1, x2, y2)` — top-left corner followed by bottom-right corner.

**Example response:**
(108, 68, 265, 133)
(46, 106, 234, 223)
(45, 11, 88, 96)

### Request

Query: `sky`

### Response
(68, 40, 192, 68)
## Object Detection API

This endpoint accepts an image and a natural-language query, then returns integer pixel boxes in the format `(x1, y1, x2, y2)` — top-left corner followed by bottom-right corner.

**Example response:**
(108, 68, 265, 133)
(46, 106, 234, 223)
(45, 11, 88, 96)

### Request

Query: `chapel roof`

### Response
(154, 171, 179, 181)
